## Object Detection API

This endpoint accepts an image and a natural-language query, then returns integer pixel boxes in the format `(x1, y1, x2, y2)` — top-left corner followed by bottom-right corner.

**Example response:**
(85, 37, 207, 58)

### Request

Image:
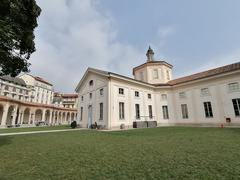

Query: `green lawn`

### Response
(1, 127, 240, 179)
(0, 125, 71, 134)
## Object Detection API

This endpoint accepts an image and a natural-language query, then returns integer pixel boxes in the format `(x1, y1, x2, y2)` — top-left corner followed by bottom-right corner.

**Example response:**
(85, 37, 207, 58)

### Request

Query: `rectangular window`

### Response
(100, 88, 104, 96)
(80, 107, 83, 121)
(204, 102, 213, 118)
(99, 103, 103, 120)
(119, 88, 124, 95)
(162, 106, 169, 119)
(161, 94, 167, 100)
(148, 94, 151, 99)
(179, 92, 186, 99)
(166, 70, 170, 80)
(81, 96, 84, 101)
(181, 104, 189, 119)
(135, 104, 140, 119)
(153, 69, 158, 79)
(119, 102, 125, 119)
(89, 93, 92, 99)
(229, 83, 240, 92)
(232, 99, 240, 116)
(201, 88, 210, 96)
(148, 105, 153, 119)
(135, 91, 139, 97)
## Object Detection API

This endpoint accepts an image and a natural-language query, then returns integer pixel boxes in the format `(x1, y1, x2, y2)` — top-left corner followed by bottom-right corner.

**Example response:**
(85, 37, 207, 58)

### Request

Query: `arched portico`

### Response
(35, 109, 43, 123)
(0, 104, 4, 125)
(45, 110, 51, 124)
(6, 105, 15, 126)
(23, 108, 30, 124)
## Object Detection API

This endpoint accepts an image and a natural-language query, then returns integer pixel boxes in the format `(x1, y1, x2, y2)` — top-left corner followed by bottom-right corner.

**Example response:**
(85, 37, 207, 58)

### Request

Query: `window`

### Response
(181, 104, 189, 119)
(148, 94, 152, 99)
(201, 88, 210, 96)
(162, 106, 169, 119)
(232, 99, 240, 116)
(135, 104, 140, 119)
(13, 87, 16, 92)
(19, 89, 23, 94)
(89, 93, 92, 99)
(81, 96, 84, 101)
(100, 88, 104, 96)
(89, 80, 93, 86)
(166, 70, 170, 80)
(153, 69, 158, 79)
(135, 91, 139, 97)
(99, 103, 103, 120)
(179, 92, 186, 99)
(80, 107, 83, 121)
(161, 94, 167, 100)
(119, 102, 125, 119)
(204, 102, 213, 118)
(229, 83, 240, 92)
(148, 105, 153, 119)
(4, 85, 9, 91)
(119, 88, 124, 95)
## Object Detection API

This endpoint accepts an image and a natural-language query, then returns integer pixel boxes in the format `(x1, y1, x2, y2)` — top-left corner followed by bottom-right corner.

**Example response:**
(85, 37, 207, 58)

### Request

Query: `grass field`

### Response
(0, 125, 71, 134)
(1, 127, 240, 179)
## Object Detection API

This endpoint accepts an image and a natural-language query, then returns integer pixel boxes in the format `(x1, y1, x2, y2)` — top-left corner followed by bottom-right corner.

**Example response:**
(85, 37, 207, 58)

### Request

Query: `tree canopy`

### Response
(0, 0, 41, 77)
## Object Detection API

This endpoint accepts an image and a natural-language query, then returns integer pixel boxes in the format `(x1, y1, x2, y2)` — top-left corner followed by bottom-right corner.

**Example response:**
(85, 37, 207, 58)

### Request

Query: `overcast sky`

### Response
(30, 0, 240, 92)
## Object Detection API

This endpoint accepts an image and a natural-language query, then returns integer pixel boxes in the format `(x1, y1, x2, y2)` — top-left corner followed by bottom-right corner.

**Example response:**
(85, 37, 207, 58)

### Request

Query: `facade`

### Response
(53, 93, 78, 108)
(19, 74, 54, 105)
(0, 75, 77, 128)
(75, 47, 240, 129)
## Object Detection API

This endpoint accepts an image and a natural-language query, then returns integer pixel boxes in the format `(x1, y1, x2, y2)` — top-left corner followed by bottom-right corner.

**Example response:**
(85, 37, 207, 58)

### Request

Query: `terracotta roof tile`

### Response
(168, 62, 240, 85)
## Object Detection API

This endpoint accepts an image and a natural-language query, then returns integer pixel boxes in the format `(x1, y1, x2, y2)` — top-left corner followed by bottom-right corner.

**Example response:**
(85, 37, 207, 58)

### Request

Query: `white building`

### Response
(19, 74, 54, 105)
(53, 93, 78, 109)
(75, 47, 240, 129)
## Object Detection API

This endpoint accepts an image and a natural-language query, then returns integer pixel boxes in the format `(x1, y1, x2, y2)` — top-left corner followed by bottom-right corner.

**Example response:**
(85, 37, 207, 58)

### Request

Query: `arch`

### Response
(71, 112, 75, 122)
(23, 108, 30, 124)
(0, 104, 4, 125)
(6, 105, 15, 126)
(35, 109, 43, 123)
(66, 112, 70, 123)
(58, 111, 62, 124)
(45, 110, 51, 124)
(54, 111, 58, 124)
(62, 112, 66, 124)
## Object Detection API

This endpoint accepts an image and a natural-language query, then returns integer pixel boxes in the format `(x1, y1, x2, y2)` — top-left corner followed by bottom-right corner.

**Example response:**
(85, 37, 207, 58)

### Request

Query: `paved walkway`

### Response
(0, 128, 85, 136)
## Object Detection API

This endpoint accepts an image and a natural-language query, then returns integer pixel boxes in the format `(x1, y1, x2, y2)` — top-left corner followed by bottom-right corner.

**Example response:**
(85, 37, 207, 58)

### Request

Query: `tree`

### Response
(0, 0, 41, 77)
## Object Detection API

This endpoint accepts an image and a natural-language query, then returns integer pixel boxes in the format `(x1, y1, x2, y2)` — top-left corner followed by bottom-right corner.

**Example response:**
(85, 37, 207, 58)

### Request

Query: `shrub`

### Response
(71, 121, 77, 129)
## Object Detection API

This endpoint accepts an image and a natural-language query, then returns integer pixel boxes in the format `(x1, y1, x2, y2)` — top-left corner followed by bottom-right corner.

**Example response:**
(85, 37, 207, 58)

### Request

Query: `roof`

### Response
(133, 61, 173, 75)
(61, 94, 78, 98)
(76, 61, 240, 91)
(34, 76, 53, 86)
(0, 75, 27, 86)
(168, 62, 240, 85)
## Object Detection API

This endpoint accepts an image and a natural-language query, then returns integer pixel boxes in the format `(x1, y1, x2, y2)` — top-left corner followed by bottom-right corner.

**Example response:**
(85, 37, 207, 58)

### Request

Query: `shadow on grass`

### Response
(0, 136, 12, 147)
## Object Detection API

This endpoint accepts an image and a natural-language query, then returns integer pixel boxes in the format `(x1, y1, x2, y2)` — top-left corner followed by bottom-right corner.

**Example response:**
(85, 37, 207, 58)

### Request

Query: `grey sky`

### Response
(30, 0, 240, 92)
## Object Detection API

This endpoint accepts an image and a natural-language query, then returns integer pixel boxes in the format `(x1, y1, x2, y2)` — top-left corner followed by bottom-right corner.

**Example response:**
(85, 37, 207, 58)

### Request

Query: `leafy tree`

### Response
(0, 0, 41, 76)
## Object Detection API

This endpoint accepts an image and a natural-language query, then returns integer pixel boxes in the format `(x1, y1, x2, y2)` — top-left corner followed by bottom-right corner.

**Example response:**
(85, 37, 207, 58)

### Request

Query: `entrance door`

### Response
(88, 105, 92, 128)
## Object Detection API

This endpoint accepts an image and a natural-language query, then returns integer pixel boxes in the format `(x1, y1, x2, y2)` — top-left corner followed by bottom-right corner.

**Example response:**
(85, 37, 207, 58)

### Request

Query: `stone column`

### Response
(1, 103, 9, 127)
(49, 110, 53, 125)
(32, 112, 36, 125)
(12, 105, 19, 126)
(42, 109, 46, 122)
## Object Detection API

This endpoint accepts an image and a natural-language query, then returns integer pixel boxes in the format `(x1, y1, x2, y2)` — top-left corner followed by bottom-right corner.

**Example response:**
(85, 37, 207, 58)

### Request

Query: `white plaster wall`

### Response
(76, 73, 109, 128)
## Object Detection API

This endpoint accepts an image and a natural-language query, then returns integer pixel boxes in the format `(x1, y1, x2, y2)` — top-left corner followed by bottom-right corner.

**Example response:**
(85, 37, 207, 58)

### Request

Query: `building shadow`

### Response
(0, 136, 12, 147)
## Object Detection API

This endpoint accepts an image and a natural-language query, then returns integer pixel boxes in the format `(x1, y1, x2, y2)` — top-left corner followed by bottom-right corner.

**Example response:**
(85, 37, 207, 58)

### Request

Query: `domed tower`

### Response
(133, 46, 173, 84)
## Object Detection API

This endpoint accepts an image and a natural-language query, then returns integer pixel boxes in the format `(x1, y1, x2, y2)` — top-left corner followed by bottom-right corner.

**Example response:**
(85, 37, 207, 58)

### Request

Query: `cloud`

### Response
(30, 0, 142, 92)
